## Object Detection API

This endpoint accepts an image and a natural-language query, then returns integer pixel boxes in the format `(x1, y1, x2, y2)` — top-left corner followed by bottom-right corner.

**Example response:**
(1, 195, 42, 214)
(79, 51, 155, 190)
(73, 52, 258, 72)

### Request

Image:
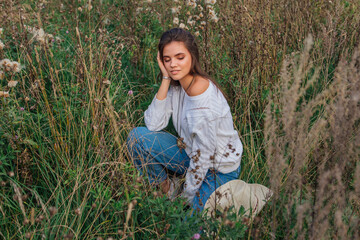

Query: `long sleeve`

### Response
(144, 87, 173, 131)
(182, 109, 217, 203)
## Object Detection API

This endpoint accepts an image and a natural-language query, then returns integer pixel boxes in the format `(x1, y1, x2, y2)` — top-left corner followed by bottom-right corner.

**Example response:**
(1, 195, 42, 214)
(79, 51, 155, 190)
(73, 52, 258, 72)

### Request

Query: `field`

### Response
(0, 0, 360, 239)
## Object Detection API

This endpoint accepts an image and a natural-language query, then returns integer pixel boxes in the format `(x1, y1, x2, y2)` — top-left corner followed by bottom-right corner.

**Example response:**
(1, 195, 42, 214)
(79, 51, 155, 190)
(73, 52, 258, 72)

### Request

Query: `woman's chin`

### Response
(170, 77, 180, 81)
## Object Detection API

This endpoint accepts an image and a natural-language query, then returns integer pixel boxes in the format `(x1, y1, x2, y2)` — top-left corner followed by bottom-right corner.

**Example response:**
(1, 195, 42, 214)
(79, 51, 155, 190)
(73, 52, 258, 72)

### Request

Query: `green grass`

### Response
(1, 0, 359, 239)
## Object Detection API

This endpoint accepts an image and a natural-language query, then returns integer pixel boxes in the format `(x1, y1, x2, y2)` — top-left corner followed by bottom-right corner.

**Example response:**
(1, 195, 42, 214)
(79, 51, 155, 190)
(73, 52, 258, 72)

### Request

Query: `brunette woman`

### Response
(127, 28, 243, 213)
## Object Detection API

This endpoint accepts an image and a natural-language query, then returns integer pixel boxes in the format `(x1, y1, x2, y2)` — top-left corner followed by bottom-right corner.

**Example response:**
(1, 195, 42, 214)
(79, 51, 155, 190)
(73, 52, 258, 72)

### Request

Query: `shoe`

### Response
(167, 176, 183, 201)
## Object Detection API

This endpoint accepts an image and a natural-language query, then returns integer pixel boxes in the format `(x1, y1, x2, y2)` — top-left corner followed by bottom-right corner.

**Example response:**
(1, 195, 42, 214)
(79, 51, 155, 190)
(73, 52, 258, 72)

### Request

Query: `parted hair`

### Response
(158, 28, 225, 97)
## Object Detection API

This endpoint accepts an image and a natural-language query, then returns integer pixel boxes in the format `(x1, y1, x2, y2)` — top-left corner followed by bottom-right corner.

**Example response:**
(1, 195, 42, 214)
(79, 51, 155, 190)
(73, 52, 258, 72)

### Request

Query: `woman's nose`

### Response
(170, 60, 177, 67)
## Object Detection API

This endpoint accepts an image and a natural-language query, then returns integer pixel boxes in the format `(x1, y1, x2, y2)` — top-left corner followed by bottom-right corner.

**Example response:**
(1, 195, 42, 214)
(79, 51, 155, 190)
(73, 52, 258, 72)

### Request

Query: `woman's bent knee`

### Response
(127, 127, 150, 148)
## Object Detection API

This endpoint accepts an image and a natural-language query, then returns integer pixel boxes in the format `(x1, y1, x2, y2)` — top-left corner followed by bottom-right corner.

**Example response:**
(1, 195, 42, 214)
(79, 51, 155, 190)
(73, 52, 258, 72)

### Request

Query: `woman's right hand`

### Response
(157, 51, 170, 78)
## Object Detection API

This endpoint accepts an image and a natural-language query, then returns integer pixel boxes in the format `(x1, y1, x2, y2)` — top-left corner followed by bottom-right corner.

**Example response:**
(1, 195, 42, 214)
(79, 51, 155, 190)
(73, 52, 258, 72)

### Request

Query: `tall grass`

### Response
(0, 0, 359, 239)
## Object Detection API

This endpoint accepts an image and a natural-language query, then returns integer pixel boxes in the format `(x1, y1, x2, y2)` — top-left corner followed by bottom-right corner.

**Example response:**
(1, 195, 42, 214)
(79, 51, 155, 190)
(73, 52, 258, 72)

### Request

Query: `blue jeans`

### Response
(126, 127, 241, 212)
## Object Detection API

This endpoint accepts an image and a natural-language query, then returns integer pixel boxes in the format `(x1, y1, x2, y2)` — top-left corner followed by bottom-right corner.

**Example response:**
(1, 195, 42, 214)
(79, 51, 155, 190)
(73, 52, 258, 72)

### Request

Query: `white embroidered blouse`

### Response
(144, 80, 243, 203)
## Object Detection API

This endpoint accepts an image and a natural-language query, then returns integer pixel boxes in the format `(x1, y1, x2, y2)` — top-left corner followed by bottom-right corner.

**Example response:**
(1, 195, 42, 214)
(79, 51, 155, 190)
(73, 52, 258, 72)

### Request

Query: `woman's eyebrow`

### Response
(163, 53, 185, 57)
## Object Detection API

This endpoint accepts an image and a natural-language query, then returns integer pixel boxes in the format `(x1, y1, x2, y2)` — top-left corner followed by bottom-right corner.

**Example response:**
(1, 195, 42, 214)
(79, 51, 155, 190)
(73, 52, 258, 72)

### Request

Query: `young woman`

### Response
(127, 28, 243, 213)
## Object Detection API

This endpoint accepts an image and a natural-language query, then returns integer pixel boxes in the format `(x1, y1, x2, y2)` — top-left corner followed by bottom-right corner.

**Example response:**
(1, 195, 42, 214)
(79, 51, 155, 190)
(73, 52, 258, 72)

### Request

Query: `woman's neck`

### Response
(179, 74, 195, 93)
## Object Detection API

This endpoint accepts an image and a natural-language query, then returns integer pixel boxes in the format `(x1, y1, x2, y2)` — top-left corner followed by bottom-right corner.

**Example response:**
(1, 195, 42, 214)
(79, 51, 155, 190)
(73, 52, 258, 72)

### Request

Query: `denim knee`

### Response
(127, 126, 152, 153)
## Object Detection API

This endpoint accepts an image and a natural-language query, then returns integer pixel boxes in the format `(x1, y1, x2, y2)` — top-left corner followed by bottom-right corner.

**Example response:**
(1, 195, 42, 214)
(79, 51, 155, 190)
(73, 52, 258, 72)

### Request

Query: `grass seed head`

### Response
(49, 206, 57, 217)
(25, 232, 31, 239)
(74, 207, 81, 216)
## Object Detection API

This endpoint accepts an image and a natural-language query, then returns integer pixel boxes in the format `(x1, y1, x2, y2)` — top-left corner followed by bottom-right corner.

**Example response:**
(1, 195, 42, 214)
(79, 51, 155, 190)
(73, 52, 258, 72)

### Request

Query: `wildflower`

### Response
(199, 12, 204, 18)
(136, 7, 143, 14)
(66, 30, 69, 34)
(179, 23, 186, 28)
(171, 7, 179, 14)
(128, 90, 133, 95)
(47, 34, 54, 41)
(25, 97, 30, 101)
(49, 206, 58, 216)
(194, 31, 200, 37)
(8, 80, 18, 88)
(200, 21, 206, 26)
(0, 91, 9, 97)
(103, 79, 111, 85)
(78, 7, 82, 12)
(173, 17, 179, 25)
(0, 59, 11, 68)
(0, 28, 3, 35)
(74, 207, 81, 215)
(11, 61, 22, 72)
(209, 9, 215, 17)
(211, 15, 219, 23)
(187, 17, 195, 26)
(193, 233, 200, 239)
(198, 5, 203, 11)
(103, 18, 110, 25)
(34, 28, 46, 43)
(85, 3, 93, 11)
(206, 0, 216, 4)
(0, 71, 4, 80)
(0, 40, 4, 50)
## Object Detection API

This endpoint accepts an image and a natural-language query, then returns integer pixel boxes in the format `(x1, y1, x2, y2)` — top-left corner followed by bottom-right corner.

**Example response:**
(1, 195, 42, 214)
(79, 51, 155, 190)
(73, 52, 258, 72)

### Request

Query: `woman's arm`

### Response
(156, 78, 171, 100)
(143, 52, 173, 131)
(156, 51, 171, 100)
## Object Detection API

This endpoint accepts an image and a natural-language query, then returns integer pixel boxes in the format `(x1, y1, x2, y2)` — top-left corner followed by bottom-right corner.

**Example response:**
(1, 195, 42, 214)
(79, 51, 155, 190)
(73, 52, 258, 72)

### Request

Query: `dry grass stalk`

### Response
(266, 36, 360, 239)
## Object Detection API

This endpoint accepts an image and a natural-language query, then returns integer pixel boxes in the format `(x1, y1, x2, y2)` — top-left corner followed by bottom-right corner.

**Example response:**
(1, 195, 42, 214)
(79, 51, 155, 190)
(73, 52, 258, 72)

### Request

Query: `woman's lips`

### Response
(171, 70, 180, 75)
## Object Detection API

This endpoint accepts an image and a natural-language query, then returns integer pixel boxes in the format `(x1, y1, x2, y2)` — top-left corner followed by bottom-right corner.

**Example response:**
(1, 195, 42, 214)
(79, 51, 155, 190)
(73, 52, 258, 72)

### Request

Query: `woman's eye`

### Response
(163, 57, 183, 63)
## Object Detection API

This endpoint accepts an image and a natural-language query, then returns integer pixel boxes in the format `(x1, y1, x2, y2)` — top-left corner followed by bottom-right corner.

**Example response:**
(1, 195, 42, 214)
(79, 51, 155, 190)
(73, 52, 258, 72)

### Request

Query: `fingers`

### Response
(157, 51, 170, 78)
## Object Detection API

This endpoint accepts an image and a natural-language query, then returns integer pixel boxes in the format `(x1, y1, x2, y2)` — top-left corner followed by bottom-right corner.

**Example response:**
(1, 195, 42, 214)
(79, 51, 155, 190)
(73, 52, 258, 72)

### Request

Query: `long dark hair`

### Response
(158, 28, 225, 97)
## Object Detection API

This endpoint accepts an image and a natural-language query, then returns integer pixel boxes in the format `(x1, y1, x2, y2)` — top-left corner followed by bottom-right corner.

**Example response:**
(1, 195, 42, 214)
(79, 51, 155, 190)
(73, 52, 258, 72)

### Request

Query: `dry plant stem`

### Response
(10, 181, 28, 222)
(123, 201, 135, 240)
(266, 34, 360, 239)
(105, 90, 130, 203)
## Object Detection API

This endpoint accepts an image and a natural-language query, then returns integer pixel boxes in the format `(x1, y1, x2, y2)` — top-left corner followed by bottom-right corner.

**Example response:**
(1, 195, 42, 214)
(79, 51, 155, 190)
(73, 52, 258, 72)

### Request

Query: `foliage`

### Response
(0, 0, 359, 239)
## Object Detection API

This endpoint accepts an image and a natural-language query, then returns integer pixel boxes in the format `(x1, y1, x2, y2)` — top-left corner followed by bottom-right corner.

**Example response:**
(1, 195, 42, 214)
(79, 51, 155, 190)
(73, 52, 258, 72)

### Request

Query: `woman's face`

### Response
(162, 41, 193, 81)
